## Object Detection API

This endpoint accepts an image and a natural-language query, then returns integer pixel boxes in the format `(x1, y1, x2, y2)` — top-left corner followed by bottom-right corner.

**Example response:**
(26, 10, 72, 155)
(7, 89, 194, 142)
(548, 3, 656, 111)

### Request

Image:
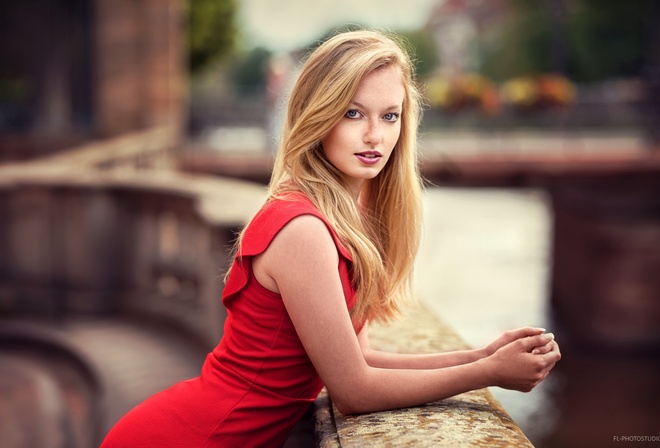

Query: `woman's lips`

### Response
(355, 151, 382, 165)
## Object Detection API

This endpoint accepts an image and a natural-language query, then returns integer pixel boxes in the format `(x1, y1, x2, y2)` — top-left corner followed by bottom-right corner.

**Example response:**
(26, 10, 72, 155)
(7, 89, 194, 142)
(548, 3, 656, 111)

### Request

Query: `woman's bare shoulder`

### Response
(271, 214, 338, 259)
(253, 214, 339, 293)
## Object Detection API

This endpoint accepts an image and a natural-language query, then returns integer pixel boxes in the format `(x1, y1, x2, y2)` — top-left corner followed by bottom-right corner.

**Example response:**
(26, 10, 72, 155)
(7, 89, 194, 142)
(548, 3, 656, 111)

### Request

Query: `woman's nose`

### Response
(364, 120, 383, 145)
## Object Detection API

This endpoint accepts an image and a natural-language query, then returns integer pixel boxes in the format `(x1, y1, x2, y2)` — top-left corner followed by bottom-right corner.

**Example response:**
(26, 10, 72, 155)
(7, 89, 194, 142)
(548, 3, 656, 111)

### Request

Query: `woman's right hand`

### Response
(484, 333, 561, 392)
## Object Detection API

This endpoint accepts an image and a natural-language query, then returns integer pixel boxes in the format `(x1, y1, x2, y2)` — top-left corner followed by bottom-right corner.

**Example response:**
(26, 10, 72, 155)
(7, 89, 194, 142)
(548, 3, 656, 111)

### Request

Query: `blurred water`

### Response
(416, 187, 660, 448)
(415, 187, 558, 443)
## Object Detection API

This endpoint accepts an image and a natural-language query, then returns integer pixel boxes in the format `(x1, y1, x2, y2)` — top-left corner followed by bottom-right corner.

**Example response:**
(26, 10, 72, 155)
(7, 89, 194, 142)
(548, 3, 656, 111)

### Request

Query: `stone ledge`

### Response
(314, 305, 533, 447)
(0, 163, 266, 229)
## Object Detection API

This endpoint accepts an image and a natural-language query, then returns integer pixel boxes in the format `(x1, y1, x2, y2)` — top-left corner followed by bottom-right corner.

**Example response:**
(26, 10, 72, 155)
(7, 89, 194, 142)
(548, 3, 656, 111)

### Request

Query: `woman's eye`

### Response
(345, 109, 360, 119)
(384, 112, 400, 122)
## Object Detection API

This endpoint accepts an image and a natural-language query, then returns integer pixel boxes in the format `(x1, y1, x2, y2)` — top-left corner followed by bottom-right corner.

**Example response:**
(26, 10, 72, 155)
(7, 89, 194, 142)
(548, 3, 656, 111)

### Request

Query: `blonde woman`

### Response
(102, 30, 560, 447)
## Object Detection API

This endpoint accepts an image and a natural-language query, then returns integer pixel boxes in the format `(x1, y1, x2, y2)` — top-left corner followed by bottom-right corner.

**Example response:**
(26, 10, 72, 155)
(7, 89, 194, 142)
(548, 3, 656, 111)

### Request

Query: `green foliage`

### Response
(509, 1, 554, 74)
(188, 0, 238, 74)
(568, 0, 656, 81)
(230, 47, 273, 96)
(398, 29, 439, 80)
(481, 0, 658, 82)
(482, 0, 560, 81)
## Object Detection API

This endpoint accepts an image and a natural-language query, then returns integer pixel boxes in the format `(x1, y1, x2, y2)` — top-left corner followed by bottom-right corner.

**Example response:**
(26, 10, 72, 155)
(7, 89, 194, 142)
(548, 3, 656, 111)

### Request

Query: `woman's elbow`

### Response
(328, 383, 375, 415)
(332, 396, 367, 415)
(324, 364, 378, 415)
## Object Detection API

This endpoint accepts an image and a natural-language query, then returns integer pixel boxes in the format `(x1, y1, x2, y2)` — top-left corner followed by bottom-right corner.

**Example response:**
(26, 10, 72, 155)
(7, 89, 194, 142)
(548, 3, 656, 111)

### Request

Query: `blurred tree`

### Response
(481, 1, 552, 82)
(398, 29, 439, 80)
(568, 0, 656, 82)
(230, 47, 272, 96)
(188, 0, 238, 74)
(482, 0, 657, 82)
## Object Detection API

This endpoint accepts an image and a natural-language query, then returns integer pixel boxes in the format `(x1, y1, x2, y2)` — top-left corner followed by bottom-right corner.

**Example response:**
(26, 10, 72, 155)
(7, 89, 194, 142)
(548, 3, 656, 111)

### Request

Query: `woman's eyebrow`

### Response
(351, 100, 402, 111)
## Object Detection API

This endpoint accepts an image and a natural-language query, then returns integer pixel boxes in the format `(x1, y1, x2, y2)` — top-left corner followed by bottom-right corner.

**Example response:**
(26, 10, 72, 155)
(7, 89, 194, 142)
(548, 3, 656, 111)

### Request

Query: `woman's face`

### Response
(321, 65, 405, 198)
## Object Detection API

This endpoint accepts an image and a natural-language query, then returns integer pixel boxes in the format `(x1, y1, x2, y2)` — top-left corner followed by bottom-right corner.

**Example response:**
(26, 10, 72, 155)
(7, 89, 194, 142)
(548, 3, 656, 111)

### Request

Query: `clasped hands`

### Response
(480, 327, 561, 393)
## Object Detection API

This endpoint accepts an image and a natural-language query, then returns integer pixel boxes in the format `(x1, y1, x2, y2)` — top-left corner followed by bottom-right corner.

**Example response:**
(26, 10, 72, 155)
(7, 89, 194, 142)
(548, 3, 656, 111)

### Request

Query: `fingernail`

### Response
(536, 327, 547, 332)
(545, 333, 555, 340)
(532, 349, 540, 354)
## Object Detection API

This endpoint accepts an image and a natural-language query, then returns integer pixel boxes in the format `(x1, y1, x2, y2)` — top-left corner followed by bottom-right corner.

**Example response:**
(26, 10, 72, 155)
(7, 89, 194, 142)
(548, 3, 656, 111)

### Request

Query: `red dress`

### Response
(101, 194, 356, 447)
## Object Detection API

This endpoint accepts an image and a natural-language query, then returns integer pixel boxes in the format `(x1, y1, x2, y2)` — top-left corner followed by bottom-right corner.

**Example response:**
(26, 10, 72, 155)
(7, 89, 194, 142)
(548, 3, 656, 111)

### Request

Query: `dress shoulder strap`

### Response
(222, 194, 352, 301)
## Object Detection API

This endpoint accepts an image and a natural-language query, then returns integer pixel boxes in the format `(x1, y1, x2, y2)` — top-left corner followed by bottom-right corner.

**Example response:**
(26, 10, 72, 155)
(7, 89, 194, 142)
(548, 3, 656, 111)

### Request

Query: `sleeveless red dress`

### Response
(101, 194, 356, 447)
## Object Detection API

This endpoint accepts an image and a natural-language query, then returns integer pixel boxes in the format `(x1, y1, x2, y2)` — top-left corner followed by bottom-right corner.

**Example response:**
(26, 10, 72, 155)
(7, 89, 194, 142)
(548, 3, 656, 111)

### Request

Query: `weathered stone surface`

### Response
(315, 305, 533, 447)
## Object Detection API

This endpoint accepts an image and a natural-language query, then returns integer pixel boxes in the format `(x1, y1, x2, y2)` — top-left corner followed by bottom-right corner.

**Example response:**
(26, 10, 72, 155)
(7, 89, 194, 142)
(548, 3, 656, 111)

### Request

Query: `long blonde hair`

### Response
(251, 29, 423, 324)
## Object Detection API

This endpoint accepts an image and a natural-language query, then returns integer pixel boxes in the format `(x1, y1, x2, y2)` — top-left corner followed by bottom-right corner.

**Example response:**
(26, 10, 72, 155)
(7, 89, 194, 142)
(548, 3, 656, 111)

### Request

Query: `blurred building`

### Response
(0, 2, 265, 447)
(0, 0, 186, 161)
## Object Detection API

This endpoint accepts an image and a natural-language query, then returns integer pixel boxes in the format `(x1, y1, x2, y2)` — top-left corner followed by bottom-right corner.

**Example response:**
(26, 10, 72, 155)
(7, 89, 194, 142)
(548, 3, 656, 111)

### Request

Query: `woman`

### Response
(101, 29, 560, 447)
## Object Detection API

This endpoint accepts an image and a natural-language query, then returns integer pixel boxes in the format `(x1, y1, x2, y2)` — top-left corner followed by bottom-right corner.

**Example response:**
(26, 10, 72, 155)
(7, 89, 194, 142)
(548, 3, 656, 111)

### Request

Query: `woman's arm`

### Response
(255, 215, 560, 415)
(357, 322, 553, 370)
(357, 321, 484, 369)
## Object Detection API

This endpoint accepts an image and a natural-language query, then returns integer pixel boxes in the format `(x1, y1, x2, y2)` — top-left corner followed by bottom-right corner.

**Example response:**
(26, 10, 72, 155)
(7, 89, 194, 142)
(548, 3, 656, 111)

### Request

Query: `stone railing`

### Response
(314, 305, 533, 447)
(33, 126, 178, 171)
(0, 162, 265, 348)
(0, 127, 265, 343)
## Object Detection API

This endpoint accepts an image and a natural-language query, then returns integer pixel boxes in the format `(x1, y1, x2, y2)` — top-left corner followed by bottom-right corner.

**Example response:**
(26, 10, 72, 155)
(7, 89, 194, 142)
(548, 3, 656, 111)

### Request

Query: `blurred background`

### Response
(1, 1, 659, 447)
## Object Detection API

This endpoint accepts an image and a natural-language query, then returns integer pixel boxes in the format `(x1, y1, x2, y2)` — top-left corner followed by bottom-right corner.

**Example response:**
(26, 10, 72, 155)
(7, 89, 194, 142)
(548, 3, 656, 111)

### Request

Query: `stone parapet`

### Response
(0, 132, 266, 347)
(314, 305, 533, 447)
